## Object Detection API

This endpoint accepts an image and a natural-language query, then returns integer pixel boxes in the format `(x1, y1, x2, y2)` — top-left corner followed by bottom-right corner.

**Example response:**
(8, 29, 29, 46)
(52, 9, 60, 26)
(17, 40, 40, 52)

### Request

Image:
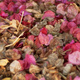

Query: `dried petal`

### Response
(25, 74, 37, 80)
(68, 51, 80, 65)
(24, 54, 36, 69)
(0, 59, 9, 66)
(74, 76, 80, 80)
(42, 10, 55, 19)
(63, 64, 73, 75)
(10, 60, 22, 74)
(29, 64, 41, 73)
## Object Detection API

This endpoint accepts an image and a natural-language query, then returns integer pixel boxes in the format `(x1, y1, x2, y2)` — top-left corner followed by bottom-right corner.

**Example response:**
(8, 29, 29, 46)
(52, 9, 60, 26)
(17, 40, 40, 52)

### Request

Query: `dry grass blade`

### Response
(5, 32, 24, 47)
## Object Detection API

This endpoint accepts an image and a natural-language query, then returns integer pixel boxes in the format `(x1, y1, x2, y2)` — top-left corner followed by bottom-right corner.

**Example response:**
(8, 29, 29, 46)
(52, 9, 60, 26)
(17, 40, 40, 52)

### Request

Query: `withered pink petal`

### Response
(18, 60, 25, 70)
(19, 10, 31, 16)
(68, 51, 80, 65)
(28, 35, 34, 41)
(0, 11, 8, 18)
(19, 5, 26, 12)
(75, 13, 80, 25)
(23, 15, 35, 23)
(42, 10, 55, 19)
(56, 3, 66, 15)
(61, 21, 69, 32)
(42, 0, 55, 4)
(74, 76, 80, 80)
(0, 22, 5, 26)
(10, 13, 21, 22)
(77, 32, 80, 41)
(35, 37, 41, 48)
(8, 2, 16, 12)
(38, 32, 53, 45)
(17, 0, 27, 2)
(66, 5, 78, 19)
(70, 28, 80, 37)
(38, 32, 46, 45)
(0, 2, 7, 11)
(67, 22, 77, 29)
(24, 54, 36, 69)
(40, 27, 47, 35)
(25, 74, 37, 80)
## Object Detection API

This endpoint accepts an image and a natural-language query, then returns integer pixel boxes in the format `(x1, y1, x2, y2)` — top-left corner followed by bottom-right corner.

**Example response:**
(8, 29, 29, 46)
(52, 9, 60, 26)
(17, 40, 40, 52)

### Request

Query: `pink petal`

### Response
(35, 37, 41, 48)
(25, 74, 37, 80)
(10, 13, 21, 22)
(23, 15, 35, 23)
(56, 3, 66, 15)
(24, 54, 36, 69)
(8, 2, 16, 12)
(40, 27, 47, 35)
(68, 51, 80, 65)
(39, 77, 46, 80)
(75, 13, 80, 25)
(28, 35, 34, 41)
(17, 0, 27, 2)
(18, 60, 25, 70)
(42, 0, 55, 4)
(38, 32, 53, 46)
(61, 21, 69, 32)
(67, 22, 77, 29)
(66, 4, 78, 19)
(0, 11, 8, 18)
(42, 10, 55, 19)
(38, 32, 46, 45)
(74, 76, 80, 80)
(0, 2, 7, 11)
(19, 10, 31, 16)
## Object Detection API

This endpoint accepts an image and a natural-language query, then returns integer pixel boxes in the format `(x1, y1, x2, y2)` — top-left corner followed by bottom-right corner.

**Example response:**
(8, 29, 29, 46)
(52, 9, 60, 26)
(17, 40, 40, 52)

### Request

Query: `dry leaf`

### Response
(2, 78, 11, 80)
(0, 59, 9, 66)
(5, 32, 24, 47)
(0, 43, 5, 52)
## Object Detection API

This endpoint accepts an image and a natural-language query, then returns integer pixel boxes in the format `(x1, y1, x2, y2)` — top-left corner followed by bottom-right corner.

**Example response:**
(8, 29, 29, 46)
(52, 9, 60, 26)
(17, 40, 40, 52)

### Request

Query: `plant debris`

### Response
(0, 0, 80, 80)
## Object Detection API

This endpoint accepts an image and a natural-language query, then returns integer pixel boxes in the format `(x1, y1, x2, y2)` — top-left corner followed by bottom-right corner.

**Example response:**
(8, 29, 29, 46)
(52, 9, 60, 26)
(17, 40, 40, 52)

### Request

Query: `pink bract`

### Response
(66, 4, 78, 19)
(56, 3, 66, 15)
(38, 32, 53, 46)
(24, 54, 36, 69)
(68, 51, 80, 65)
(0, 11, 8, 18)
(74, 76, 80, 80)
(67, 22, 77, 29)
(28, 35, 34, 41)
(25, 74, 37, 80)
(42, 10, 55, 19)
(75, 13, 80, 25)
(0, 2, 7, 11)
(60, 20, 69, 32)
